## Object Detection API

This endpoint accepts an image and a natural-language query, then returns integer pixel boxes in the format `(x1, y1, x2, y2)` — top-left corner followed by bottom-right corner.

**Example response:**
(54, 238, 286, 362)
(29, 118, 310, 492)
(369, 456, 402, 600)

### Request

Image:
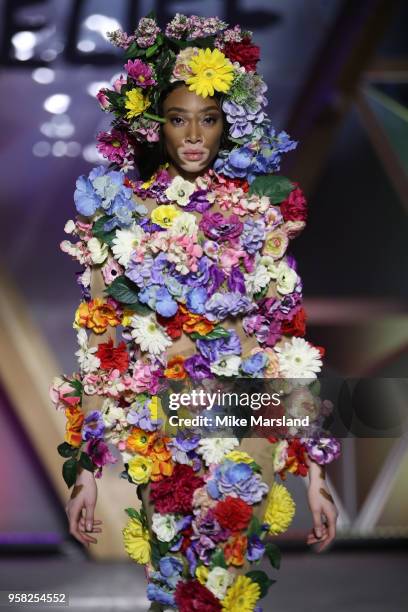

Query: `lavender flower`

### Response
(82, 410, 105, 441)
(302, 437, 342, 465)
(240, 218, 266, 254)
(134, 17, 160, 48)
(196, 330, 242, 362)
(207, 460, 268, 504)
(205, 291, 257, 322)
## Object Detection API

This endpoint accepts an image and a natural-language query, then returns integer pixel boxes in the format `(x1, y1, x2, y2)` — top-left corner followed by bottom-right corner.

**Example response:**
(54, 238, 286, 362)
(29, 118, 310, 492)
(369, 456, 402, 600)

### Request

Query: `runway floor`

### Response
(0, 549, 406, 611)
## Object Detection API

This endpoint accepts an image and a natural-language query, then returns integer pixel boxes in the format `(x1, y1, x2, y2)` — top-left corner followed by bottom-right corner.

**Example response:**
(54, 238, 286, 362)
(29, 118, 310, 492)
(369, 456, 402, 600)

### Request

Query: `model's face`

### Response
(162, 84, 224, 181)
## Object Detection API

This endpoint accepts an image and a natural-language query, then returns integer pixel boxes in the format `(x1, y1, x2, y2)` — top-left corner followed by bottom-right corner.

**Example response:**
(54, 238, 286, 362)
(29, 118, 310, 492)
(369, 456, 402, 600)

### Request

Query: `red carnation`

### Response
(149, 464, 204, 514)
(281, 184, 308, 223)
(96, 339, 129, 373)
(214, 496, 253, 532)
(175, 579, 222, 612)
(157, 308, 189, 339)
(223, 36, 260, 72)
(281, 307, 307, 336)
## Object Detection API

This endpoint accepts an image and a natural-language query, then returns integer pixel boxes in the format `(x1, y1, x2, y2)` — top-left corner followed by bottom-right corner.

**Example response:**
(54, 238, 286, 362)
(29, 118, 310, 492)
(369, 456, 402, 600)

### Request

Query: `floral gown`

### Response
(52, 164, 341, 612)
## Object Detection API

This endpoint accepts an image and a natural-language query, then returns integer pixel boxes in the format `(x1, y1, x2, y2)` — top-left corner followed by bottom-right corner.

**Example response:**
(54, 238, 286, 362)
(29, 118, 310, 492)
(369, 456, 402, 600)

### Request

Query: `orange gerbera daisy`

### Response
(179, 303, 215, 335)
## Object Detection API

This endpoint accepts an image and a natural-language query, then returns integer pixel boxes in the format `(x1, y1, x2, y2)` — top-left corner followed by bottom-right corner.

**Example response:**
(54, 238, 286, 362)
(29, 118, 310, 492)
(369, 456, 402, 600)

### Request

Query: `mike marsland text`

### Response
(167, 414, 310, 427)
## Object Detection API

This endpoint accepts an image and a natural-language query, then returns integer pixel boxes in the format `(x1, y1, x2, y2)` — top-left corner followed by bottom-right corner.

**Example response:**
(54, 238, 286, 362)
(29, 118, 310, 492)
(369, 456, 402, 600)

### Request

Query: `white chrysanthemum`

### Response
(87, 236, 109, 264)
(259, 255, 280, 278)
(210, 355, 241, 376)
(274, 337, 322, 380)
(197, 437, 239, 465)
(80, 266, 91, 288)
(75, 329, 100, 373)
(168, 211, 198, 237)
(130, 314, 172, 356)
(206, 566, 234, 599)
(111, 225, 144, 266)
(152, 513, 178, 542)
(276, 260, 298, 295)
(165, 175, 195, 206)
(244, 263, 270, 295)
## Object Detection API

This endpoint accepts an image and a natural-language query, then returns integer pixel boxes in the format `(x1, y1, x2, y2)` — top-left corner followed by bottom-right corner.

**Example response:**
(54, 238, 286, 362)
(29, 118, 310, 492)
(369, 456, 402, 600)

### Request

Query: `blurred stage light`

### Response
(77, 39, 96, 52)
(82, 144, 105, 163)
(32, 141, 51, 157)
(43, 94, 71, 114)
(12, 31, 37, 60)
(87, 80, 110, 97)
(84, 14, 122, 40)
(52, 141, 67, 157)
(66, 142, 81, 157)
(41, 49, 58, 62)
(32, 67, 55, 84)
(40, 114, 75, 139)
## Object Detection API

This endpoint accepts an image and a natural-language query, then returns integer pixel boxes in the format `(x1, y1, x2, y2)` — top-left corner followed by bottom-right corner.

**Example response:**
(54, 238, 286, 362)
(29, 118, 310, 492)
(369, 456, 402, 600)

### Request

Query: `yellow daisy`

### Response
(263, 482, 296, 535)
(222, 575, 261, 611)
(127, 455, 153, 484)
(124, 88, 150, 119)
(151, 204, 180, 228)
(186, 48, 234, 98)
(122, 516, 150, 564)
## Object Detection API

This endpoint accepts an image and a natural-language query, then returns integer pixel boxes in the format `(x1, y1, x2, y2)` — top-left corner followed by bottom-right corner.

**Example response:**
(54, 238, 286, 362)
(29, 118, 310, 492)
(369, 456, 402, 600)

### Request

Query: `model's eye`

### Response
(203, 116, 218, 125)
(170, 116, 184, 126)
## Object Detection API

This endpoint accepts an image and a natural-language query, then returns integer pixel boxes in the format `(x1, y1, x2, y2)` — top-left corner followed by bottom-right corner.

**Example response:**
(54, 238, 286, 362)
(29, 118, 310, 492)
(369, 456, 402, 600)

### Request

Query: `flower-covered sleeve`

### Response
(243, 177, 342, 480)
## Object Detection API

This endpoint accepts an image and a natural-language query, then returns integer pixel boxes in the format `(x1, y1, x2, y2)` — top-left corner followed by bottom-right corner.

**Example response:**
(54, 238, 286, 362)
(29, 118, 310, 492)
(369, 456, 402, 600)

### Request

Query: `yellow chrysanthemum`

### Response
(124, 88, 150, 119)
(186, 48, 234, 98)
(127, 455, 153, 484)
(224, 450, 254, 464)
(222, 575, 261, 611)
(122, 516, 150, 564)
(263, 482, 296, 535)
(151, 204, 180, 228)
(195, 564, 209, 585)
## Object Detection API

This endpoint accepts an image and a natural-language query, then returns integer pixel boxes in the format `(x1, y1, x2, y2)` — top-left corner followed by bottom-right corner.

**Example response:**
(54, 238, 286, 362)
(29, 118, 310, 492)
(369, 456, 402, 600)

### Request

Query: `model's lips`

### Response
(182, 150, 205, 160)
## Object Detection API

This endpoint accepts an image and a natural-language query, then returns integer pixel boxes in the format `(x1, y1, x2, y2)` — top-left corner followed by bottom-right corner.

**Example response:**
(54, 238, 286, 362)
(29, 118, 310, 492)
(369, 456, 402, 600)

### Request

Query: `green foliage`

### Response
(249, 175, 294, 203)
(79, 452, 95, 472)
(189, 327, 230, 341)
(57, 442, 78, 458)
(245, 570, 276, 598)
(247, 515, 262, 538)
(264, 542, 281, 570)
(105, 276, 140, 304)
(62, 458, 78, 488)
(210, 548, 227, 569)
(92, 215, 117, 247)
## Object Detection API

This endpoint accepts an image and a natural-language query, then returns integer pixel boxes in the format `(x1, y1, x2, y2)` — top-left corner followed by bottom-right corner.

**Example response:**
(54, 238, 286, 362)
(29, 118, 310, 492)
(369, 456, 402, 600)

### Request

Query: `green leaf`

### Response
(120, 301, 151, 315)
(265, 542, 281, 570)
(253, 284, 270, 301)
(189, 327, 231, 341)
(125, 507, 142, 522)
(62, 458, 78, 488)
(79, 452, 95, 472)
(210, 548, 227, 569)
(143, 111, 167, 123)
(57, 442, 78, 458)
(92, 215, 117, 247)
(245, 570, 276, 598)
(158, 540, 170, 555)
(105, 275, 140, 304)
(249, 175, 294, 203)
(247, 516, 262, 538)
(146, 43, 159, 58)
(249, 460, 262, 473)
(150, 539, 161, 570)
(124, 42, 145, 60)
(309, 379, 321, 396)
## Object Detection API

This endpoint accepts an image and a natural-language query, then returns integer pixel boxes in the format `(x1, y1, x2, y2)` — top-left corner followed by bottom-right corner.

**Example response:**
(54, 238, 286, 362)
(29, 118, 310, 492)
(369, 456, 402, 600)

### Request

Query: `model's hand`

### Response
(306, 479, 338, 553)
(65, 468, 102, 548)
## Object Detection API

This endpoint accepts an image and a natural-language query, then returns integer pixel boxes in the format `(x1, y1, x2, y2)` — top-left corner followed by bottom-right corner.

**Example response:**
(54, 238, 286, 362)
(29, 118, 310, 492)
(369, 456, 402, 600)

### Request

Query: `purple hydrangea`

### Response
(196, 329, 242, 362)
(207, 460, 268, 504)
(205, 291, 257, 322)
(240, 218, 266, 254)
(302, 437, 342, 465)
(82, 410, 105, 441)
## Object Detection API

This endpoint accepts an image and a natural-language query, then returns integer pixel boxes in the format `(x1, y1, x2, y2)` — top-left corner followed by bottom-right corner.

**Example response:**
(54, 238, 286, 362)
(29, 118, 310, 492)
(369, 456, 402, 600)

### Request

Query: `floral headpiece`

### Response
(96, 12, 297, 181)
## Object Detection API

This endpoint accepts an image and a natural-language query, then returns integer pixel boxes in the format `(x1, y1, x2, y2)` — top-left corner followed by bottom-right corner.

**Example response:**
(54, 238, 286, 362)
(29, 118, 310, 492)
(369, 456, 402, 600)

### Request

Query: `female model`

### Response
(53, 13, 341, 611)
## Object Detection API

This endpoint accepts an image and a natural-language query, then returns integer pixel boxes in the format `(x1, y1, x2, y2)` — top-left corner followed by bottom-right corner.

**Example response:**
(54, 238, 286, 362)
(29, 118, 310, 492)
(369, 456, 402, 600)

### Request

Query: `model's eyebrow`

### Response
(165, 105, 220, 113)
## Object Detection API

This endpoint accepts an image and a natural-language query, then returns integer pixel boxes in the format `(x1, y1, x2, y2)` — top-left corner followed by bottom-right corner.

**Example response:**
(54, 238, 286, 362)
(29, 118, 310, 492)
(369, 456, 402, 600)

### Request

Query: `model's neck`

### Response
(166, 162, 210, 182)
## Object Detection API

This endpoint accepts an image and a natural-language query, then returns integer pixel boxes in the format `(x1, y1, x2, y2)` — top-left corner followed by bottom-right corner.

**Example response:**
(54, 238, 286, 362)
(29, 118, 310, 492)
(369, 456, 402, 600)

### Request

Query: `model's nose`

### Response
(186, 120, 202, 143)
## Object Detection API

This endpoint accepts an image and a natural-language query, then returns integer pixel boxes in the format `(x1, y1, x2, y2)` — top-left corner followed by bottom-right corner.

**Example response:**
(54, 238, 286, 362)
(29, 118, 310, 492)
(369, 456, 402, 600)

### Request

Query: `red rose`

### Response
(149, 464, 204, 514)
(214, 496, 252, 531)
(281, 184, 308, 223)
(96, 339, 129, 373)
(175, 580, 221, 612)
(223, 37, 260, 72)
(281, 307, 307, 336)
